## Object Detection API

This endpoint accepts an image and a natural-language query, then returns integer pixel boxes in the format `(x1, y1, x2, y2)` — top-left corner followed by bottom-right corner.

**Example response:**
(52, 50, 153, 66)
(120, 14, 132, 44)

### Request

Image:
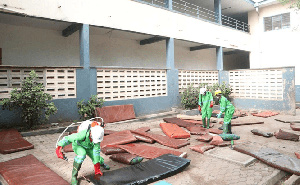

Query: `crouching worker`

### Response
(55, 120, 110, 185)
(215, 90, 234, 134)
(198, 87, 213, 129)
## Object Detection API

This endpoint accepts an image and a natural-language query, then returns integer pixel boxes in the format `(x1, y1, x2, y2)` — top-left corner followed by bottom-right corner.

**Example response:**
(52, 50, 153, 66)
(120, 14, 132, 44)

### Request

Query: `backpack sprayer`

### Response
(55, 117, 104, 183)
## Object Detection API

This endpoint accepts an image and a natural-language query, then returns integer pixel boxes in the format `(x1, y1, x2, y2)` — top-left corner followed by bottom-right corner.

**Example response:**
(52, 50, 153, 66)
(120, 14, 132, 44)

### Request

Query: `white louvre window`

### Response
(264, 13, 290, 32)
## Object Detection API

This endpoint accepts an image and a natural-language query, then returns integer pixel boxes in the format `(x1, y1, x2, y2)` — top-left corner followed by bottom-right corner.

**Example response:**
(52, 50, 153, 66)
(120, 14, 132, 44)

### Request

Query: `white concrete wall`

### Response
(0, 22, 216, 69)
(0, 0, 251, 51)
(249, 3, 300, 85)
(0, 22, 80, 66)
(175, 47, 216, 70)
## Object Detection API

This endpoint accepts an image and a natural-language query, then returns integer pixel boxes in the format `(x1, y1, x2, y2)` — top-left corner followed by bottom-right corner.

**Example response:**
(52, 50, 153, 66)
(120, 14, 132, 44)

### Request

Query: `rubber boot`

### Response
(223, 124, 228, 134)
(206, 119, 210, 129)
(228, 122, 232, 134)
(202, 119, 206, 128)
(94, 163, 103, 176)
(101, 163, 110, 170)
(71, 161, 82, 185)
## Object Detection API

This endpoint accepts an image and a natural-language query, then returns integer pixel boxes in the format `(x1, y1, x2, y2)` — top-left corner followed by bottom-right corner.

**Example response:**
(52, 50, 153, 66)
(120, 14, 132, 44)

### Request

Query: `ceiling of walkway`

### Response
(0, 12, 234, 52)
(188, 0, 255, 16)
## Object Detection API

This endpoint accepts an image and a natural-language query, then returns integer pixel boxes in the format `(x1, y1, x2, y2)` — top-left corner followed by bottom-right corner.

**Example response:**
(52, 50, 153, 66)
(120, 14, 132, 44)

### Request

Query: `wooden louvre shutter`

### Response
(264, 17, 272, 32)
(272, 15, 282, 30)
(282, 13, 290, 29)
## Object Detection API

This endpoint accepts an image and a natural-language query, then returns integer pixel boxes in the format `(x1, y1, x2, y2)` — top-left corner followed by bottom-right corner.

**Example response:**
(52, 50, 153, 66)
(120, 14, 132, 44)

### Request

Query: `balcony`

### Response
(137, 0, 252, 32)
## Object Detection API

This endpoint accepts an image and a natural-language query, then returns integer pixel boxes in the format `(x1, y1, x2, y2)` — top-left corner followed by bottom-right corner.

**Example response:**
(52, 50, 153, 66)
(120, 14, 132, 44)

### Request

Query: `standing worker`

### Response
(55, 120, 110, 185)
(198, 87, 213, 129)
(215, 90, 234, 134)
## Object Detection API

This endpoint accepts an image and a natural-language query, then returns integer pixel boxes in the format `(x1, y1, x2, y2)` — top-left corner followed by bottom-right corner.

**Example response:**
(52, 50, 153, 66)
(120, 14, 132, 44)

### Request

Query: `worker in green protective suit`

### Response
(55, 120, 110, 185)
(215, 90, 235, 134)
(198, 87, 213, 129)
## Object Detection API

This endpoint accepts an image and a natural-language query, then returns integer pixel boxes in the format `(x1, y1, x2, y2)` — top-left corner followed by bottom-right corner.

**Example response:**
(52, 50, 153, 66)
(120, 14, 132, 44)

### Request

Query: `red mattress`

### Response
(95, 104, 136, 123)
(0, 129, 34, 154)
(163, 117, 198, 128)
(116, 143, 186, 159)
(159, 123, 190, 139)
(252, 111, 279, 118)
(131, 130, 189, 149)
(101, 130, 137, 148)
(0, 154, 68, 185)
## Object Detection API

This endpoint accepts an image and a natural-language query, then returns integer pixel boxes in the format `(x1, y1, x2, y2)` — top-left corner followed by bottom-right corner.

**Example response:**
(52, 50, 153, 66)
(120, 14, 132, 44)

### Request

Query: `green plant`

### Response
(209, 82, 233, 104)
(180, 84, 199, 110)
(1, 70, 57, 128)
(77, 95, 104, 120)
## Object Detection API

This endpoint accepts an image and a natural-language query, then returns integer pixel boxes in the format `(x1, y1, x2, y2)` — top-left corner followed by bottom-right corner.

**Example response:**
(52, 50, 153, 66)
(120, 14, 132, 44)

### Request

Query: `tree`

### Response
(278, 0, 300, 10)
(1, 70, 57, 128)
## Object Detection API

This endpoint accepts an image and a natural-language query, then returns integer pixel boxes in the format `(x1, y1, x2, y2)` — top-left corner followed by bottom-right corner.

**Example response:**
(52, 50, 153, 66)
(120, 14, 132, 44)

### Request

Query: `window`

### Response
(264, 13, 290, 32)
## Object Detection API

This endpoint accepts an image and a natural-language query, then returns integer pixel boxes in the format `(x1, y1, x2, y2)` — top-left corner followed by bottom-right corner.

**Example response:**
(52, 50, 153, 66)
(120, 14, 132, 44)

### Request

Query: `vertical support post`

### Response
(166, 38, 175, 70)
(164, 0, 172, 10)
(77, 24, 97, 100)
(216, 46, 223, 84)
(166, 37, 179, 107)
(214, 0, 222, 24)
(79, 24, 90, 69)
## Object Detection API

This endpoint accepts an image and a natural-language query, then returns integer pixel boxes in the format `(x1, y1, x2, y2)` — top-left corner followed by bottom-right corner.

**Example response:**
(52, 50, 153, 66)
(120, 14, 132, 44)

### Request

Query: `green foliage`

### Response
(180, 82, 233, 109)
(180, 85, 200, 110)
(77, 95, 104, 120)
(278, 0, 300, 10)
(1, 70, 57, 128)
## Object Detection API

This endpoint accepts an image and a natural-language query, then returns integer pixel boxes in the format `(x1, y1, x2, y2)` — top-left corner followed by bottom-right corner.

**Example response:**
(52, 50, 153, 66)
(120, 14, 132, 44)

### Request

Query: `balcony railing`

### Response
(137, 0, 250, 32)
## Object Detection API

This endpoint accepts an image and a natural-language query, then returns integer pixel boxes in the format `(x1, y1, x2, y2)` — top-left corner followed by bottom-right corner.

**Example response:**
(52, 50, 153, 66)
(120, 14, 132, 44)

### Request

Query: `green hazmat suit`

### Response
(219, 95, 235, 134)
(199, 91, 213, 128)
(57, 129, 104, 165)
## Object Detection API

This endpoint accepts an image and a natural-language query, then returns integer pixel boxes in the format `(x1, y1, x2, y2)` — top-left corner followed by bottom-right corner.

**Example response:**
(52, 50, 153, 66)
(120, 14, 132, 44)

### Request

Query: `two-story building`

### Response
(0, 0, 297, 125)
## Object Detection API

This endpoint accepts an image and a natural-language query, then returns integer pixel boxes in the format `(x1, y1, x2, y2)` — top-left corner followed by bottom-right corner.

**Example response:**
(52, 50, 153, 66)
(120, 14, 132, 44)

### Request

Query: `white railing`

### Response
(178, 70, 219, 91)
(0, 67, 77, 100)
(229, 69, 283, 100)
(137, 0, 250, 32)
(96, 68, 167, 101)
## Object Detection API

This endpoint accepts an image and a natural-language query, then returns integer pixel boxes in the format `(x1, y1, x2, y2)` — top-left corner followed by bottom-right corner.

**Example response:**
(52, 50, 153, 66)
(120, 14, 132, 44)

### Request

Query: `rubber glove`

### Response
(217, 113, 222, 118)
(198, 105, 201, 111)
(56, 146, 66, 160)
(210, 101, 213, 108)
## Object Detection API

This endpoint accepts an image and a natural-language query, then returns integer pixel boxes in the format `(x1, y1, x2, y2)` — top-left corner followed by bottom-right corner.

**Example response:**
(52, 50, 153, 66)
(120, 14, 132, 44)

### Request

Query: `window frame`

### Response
(264, 13, 290, 32)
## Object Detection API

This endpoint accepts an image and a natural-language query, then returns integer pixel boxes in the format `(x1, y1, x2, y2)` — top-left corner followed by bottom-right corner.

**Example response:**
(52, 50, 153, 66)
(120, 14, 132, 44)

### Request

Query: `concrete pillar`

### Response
(166, 38, 175, 70)
(166, 37, 179, 106)
(77, 24, 97, 99)
(79, 24, 90, 69)
(214, 0, 222, 24)
(216, 46, 224, 84)
(164, 0, 172, 10)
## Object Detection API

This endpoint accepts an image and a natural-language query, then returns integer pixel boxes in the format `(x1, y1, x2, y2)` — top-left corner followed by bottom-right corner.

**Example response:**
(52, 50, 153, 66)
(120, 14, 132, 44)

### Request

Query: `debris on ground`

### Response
(190, 143, 215, 154)
(252, 111, 279, 118)
(274, 129, 299, 141)
(159, 122, 190, 139)
(251, 129, 273, 137)
(290, 123, 300, 131)
(109, 153, 143, 165)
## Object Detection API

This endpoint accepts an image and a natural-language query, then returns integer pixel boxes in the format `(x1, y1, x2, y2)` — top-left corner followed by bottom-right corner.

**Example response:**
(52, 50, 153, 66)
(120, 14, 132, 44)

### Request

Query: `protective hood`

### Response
(200, 88, 206, 95)
(91, 125, 104, 144)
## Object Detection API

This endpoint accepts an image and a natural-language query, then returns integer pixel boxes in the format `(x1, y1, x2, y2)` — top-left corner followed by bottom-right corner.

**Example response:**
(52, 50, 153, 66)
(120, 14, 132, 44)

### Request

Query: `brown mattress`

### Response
(0, 154, 68, 185)
(0, 129, 34, 154)
(95, 104, 136, 123)
(101, 130, 137, 148)
(131, 130, 189, 149)
(116, 143, 186, 159)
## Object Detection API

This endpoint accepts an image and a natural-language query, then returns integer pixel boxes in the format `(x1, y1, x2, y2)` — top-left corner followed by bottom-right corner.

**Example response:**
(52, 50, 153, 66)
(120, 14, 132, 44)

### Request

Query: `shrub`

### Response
(180, 84, 199, 110)
(180, 82, 233, 108)
(77, 95, 104, 120)
(1, 70, 57, 128)
(208, 82, 233, 104)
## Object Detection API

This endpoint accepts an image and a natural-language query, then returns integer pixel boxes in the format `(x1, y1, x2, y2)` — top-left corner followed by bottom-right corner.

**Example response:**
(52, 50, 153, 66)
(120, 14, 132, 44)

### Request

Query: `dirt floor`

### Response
(1, 109, 300, 185)
(97, 109, 300, 185)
